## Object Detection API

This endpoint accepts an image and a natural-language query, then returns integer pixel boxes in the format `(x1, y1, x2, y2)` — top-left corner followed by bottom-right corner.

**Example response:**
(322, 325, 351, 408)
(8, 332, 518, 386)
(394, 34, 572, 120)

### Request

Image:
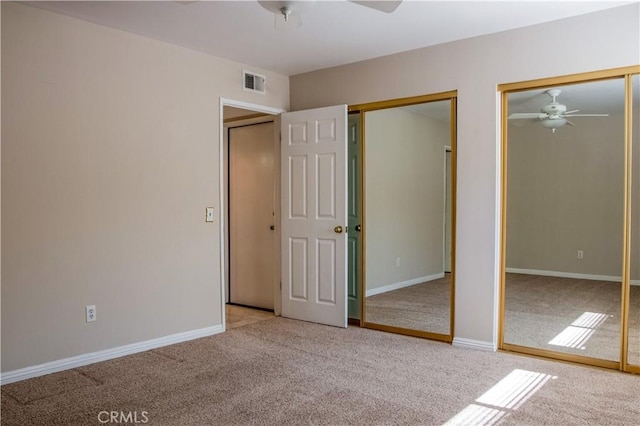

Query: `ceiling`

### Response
(27, 0, 636, 76)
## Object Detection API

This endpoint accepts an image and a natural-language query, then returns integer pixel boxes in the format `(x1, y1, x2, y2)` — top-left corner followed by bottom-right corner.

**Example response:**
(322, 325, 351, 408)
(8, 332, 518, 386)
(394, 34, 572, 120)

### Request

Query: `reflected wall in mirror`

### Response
(628, 73, 640, 367)
(364, 99, 454, 337)
(504, 78, 626, 362)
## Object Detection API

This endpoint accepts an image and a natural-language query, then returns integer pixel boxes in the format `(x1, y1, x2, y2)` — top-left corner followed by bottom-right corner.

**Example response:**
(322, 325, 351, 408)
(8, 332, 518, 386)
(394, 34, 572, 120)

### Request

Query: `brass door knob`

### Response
(334, 226, 344, 234)
(355, 225, 362, 232)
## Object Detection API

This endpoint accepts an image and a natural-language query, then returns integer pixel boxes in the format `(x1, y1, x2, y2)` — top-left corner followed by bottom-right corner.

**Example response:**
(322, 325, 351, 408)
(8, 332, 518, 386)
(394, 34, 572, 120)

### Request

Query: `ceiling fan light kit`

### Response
(508, 88, 609, 133)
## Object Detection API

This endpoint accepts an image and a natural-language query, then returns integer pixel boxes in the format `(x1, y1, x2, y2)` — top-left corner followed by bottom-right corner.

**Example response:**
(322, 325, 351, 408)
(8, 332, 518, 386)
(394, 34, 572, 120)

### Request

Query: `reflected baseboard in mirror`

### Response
(503, 273, 634, 362)
(366, 273, 451, 334)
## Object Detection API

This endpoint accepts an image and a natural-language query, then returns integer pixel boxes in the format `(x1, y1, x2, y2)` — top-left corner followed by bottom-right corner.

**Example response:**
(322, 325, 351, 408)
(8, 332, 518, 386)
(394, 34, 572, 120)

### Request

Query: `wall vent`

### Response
(243, 70, 266, 94)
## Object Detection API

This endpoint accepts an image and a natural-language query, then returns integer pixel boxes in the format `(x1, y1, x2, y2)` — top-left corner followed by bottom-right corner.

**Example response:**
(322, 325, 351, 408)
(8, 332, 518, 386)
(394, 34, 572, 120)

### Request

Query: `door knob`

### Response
(270, 225, 275, 230)
(334, 226, 344, 234)
(355, 225, 362, 232)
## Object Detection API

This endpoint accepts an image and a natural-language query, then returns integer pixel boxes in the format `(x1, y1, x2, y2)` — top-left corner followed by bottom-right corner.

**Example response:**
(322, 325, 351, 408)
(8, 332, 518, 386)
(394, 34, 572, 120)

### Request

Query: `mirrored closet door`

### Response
(355, 93, 457, 341)
(501, 67, 640, 371)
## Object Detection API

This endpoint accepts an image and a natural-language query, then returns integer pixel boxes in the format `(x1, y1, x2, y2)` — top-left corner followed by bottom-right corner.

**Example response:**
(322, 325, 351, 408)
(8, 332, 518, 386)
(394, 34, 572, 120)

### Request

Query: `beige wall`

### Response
(291, 4, 640, 345)
(365, 108, 449, 291)
(506, 112, 626, 277)
(1, 3, 289, 372)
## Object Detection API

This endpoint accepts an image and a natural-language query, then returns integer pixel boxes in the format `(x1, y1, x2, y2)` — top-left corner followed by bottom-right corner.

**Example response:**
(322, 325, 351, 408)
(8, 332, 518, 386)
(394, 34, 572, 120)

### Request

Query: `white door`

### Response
(229, 122, 276, 310)
(281, 105, 348, 328)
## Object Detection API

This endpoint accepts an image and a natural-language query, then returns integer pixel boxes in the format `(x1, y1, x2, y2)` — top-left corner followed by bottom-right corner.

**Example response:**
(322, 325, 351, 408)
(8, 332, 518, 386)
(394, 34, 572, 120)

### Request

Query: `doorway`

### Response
(228, 121, 275, 310)
(220, 100, 349, 329)
(220, 100, 285, 326)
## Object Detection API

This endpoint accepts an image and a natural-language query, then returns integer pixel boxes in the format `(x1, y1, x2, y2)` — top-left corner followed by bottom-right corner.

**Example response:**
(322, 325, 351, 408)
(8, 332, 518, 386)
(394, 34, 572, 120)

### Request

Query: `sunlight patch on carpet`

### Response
(548, 312, 609, 349)
(443, 369, 557, 425)
(443, 404, 507, 426)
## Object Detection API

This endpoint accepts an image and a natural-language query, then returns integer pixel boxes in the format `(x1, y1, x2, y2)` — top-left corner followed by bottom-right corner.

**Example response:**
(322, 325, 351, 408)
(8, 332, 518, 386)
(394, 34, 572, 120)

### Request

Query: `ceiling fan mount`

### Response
(258, 0, 403, 27)
(258, 1, 316, 22)
(508, 88, 609, 133)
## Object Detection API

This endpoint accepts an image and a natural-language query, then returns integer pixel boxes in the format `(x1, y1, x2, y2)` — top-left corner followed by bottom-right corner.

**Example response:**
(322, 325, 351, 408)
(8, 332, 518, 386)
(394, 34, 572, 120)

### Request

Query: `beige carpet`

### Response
(504, 273, 640, 363)
(365, 274, 451, 334)
(3, 317, 640, 425)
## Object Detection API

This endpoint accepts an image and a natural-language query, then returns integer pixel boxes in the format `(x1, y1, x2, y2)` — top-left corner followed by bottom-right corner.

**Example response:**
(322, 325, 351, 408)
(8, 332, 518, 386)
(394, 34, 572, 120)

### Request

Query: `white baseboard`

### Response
(0, 324, 225, 385)
(452, 337, 496, 352)
(506, 268, 640, 285)
(366, 273, 445, 297)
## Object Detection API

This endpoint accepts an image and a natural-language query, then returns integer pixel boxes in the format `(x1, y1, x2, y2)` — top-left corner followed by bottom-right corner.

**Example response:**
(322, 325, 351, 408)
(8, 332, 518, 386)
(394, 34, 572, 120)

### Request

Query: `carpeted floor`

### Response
(3, 316, 640, 425)
(364, 272, 639, 364)
(365, 274, 451, 334)
(504, 273, 640, 363)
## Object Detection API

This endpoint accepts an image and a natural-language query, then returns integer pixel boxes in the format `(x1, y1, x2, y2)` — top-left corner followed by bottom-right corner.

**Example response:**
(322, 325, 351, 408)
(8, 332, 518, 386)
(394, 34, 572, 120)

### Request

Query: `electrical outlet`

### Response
(396, 257, 401, 267)
(86, 305, 96, 322)
(577, 250, 584, 259)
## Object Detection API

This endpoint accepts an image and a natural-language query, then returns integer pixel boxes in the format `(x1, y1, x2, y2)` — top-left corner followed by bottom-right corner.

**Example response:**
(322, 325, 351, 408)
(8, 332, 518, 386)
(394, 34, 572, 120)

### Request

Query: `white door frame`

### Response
(219, 98, 286, 330)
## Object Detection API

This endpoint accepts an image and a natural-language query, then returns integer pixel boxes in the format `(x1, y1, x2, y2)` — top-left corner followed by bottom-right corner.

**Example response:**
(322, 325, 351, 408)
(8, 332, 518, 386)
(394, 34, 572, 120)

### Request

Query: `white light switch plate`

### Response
(205, 207, 214, 222)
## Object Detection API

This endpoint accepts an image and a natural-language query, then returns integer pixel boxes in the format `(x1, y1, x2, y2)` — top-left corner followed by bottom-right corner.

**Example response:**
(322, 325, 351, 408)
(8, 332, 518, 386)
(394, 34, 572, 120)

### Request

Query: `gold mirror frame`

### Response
(498, 66, 640, 372)
(350, 90, 458, 342)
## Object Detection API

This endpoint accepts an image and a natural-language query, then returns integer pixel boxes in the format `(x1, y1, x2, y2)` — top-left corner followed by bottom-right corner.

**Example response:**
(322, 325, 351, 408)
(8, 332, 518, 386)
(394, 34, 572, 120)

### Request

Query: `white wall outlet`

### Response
(396, 257, 401, 267)
(577, 250, 584, 259)
(205, 207, 214, 223)
(86, 305, 96, 322)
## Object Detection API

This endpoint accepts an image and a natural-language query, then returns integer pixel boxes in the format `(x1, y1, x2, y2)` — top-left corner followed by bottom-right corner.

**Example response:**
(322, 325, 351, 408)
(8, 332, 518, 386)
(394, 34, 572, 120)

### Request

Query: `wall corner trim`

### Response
(452, 337, 497, 352)
(0, 324, 225, 385)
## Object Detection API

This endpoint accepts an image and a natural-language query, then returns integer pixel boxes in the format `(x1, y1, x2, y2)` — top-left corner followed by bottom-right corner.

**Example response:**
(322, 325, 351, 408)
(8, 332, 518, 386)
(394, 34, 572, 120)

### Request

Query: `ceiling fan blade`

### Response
(565, 109, 579, 114)
(563, 114, 610, 117)
(508, 113, 544, 119)
(350, 0, 402, 13)
(566, 120, 576, 127)
(509, 118, 538, 127)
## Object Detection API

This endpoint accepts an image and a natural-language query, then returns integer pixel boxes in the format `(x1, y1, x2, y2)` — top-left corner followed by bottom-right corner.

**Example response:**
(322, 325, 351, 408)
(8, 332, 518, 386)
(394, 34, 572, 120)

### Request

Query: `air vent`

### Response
(243, 70, 266, 95)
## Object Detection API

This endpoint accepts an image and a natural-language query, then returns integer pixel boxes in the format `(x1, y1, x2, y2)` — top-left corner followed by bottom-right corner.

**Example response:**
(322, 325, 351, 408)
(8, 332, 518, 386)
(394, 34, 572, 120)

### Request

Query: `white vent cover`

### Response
(243, 70, 266, 94)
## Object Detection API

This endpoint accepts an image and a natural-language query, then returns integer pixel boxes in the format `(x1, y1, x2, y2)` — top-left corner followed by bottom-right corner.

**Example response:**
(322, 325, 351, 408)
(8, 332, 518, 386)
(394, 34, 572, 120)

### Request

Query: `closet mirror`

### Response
(503, 78, 626, 363)
(363, 97, 455, 339)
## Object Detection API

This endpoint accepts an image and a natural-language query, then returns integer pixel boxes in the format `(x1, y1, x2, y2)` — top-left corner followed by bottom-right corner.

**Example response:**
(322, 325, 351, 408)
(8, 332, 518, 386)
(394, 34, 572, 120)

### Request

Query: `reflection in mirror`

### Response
(629, 74, 640, 367)
(364, 100, 453, 336)
(347, 112, 362, 320)
(504, 79, 625, 362)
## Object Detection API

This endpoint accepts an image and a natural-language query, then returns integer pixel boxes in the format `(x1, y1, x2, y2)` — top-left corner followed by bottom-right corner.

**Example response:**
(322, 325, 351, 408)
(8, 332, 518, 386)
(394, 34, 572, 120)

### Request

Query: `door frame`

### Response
(219, 98, 285, 330)
(351, 91, 458, 343)
(497, 66, 640, 373)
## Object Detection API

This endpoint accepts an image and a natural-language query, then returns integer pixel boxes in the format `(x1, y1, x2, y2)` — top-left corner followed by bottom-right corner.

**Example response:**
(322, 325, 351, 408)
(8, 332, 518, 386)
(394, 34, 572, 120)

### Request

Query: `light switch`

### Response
(205, 207, 214, 223)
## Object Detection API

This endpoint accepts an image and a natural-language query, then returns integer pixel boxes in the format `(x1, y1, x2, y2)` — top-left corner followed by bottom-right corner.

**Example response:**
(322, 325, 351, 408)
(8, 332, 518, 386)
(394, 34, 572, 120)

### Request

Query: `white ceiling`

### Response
(27, 0, 636, 76)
